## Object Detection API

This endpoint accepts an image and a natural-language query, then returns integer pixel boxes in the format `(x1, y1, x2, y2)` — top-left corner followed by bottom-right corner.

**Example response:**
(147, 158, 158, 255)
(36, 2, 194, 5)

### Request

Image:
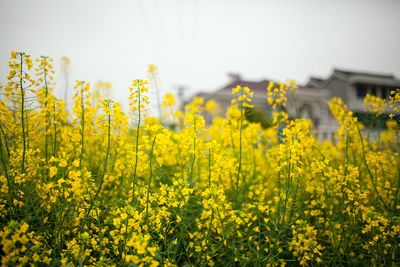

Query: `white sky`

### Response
(1, 0, 400, 110)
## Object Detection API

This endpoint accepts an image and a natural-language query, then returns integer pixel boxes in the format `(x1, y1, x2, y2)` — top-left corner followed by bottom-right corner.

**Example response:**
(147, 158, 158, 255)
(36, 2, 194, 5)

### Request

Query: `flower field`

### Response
(0, 51, 399, 266)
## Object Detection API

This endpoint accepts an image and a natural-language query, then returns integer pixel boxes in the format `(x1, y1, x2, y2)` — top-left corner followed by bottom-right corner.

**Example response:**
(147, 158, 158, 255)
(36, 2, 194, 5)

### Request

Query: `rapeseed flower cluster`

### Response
(364, 94, 386, 116)
(0, 51, 399, 266)
(266, 79, 297, 109)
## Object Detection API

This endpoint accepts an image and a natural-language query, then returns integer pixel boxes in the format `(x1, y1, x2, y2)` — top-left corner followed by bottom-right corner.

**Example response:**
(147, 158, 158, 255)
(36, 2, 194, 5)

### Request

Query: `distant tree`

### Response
(245, 108, 272, 128)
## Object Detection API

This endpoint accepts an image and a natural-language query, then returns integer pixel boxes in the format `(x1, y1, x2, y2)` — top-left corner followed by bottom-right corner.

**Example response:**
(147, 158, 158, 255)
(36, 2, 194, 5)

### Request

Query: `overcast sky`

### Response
(1, 0, 399, 109)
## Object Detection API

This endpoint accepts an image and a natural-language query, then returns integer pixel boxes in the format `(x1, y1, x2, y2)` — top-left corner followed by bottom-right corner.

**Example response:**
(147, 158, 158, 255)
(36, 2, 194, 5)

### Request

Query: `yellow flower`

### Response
(231, 86, 254, 108)
(49, 166, 57, 178)
(20, 222, 29, 233)
(59, 160, 67, 168)
(162, 93, 175, 107)
(75, 80, 83, 88)
(205, 99, 220, 115)
(129, 79, 149, 112)
(147, 63, 158, 74)
(32, 253, 40, 262)
(364, 94, 386, 115)
(266, 79, 297, 109)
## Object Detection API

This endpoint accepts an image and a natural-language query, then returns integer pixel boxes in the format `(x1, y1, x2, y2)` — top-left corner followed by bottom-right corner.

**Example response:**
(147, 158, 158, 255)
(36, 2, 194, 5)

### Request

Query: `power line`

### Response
(177, 0, 185, 83)
(152, 0, 170, 68)
(189, 0, 198, 91)
(137, 0, 163, 65)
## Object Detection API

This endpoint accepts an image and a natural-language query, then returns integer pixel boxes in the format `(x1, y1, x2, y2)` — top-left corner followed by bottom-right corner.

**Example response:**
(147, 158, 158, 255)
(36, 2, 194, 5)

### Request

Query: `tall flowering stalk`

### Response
(145, 126, 161, 223)
(265, 80, 299, 224)
(86, 99, 113, 217)
(184, 97, 205, 185)
(73, 80, 90, 168)
(231, 85, 253, 204)
(388, 89, 400, 211)
(1, 85, 11, 199)
(0, 122, 11, 200)
(52, 99, 63, 157)
(129, 79, 149, 201)
(35, 56, 55, 165)
(266, 80, 298, 142)
(6, 51, 34, 172)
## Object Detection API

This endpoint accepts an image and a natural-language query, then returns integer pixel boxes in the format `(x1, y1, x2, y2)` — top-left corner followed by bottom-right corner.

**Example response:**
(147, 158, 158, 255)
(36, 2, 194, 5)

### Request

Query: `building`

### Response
(195, 69, 400, 141)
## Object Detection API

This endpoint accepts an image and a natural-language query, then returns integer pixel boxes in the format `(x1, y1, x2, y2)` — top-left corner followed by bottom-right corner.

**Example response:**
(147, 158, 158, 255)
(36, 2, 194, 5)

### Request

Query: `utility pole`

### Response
(176, 85, 189, 112)
(60, 57, 71, 113)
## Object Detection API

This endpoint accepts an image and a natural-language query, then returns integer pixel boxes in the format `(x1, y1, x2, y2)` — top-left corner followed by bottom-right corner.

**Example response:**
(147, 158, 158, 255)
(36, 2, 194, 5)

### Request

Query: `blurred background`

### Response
(0, 0, 399, 112)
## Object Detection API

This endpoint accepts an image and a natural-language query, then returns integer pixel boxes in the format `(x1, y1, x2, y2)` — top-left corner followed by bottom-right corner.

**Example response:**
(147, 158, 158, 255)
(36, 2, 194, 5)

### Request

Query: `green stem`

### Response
(145, 133, 158, 223)
(356, 124, 389, 212)
(281, 144, 292, 225)
(53, 101, 58, 157)
(321, 169, 338, 252)
(87, 111, 111, 217)
(236, 90, 244, 205)
(0, 130, 11, 199)
(19, 54, 26, 173)
(79, 84, 85, 169)
(42, 57, 50, 165)
(208, 147, 211, 188)
(393, 134, 400, 211)
(132, 80, 141, 202)
(0, 125, 10, 159)
(189, 117, 197, 185)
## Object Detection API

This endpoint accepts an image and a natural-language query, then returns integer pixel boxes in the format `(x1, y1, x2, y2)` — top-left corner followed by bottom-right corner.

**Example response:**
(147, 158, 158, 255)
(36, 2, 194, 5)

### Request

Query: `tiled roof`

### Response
(333, 68, 395, 80)
(306, 77, 326, 88)
(218, 79, 273, 92)
(212, 69, 399, 94)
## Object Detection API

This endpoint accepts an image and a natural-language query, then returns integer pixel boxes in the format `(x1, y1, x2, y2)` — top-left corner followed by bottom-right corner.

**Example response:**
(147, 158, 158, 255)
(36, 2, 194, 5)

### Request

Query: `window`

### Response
(381, 87, 388, 99)
(299, 104, 313, 119)
(371, 87, 377, 96)
(354, 112, 390, 129)
(389, 87, 397, 96)
(356, 84, 368, 98)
